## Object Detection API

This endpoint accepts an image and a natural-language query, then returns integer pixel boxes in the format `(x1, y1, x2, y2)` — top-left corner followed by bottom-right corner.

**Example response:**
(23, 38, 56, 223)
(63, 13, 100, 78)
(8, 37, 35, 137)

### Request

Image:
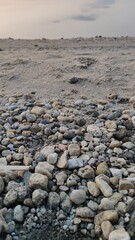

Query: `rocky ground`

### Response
(0, 92, 135, 240)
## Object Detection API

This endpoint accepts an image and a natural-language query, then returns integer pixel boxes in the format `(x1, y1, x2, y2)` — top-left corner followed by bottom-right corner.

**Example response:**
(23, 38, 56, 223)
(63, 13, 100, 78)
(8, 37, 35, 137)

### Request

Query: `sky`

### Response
(0, 0, 135, 39)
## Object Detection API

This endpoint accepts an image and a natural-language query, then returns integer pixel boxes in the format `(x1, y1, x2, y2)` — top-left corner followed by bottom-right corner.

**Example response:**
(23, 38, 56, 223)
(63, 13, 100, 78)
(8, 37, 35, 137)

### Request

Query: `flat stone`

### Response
(110, 168, 122, 179)
(68, 158, 83, 169)
(4, 190, 17, 206)
(122, 142, 135, 150)
(109, 140, 121, 149)
(70, 190, 86, 205)
(57, 150, 68, 169)
(96, 162, 108, 175)
(109, 228, 130, 240)
(31, 106, 44, 115)
(40, 146, 54, 158)
(119, 179, 134, 190)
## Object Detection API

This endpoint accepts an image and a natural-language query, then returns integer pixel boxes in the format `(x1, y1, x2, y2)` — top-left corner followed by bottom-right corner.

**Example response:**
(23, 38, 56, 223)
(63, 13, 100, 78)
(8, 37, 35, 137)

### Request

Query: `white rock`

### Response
(109, 228, 130, 240)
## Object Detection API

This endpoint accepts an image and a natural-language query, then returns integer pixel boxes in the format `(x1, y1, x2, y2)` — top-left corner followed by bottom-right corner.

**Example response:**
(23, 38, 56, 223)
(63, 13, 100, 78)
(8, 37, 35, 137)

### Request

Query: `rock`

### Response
(122, 142, 135, 150)
(76, 207, 95, 218)
(101, 221, 113, 239)
(70, 190, 86, 205)
(66, 174, 80, 187)
(87, 124, 102, 137)
(32, 189, 48, 206)
(68, 158, 83, 169)
(109, 140, 121, 149)
(56, 171, 67, 186)
(0, 177, 4, 193)
(0, 208, 8, 234)
(110, 168, 122, 178)
(60, 192, 72, 213)
(87, 200, 99, 211)
(105, 120, 117, 130)
(14, 205, 24, 222)
(109, 228, 130, 240)
(78, 165, 95, 178)
(94, 210, 118, 235)
(57, 150, 68, 169)
(29, 173, 48, 190)
(113, 128, 127, 140)
(119, 179, 134, 190)
(4, 190, 17, 206)
(96, 175, 113, 197)
(35, 162, 54, 179)
(40, 146, 54, 158)
(87, 181, 100, 197)
(47, 153, 58, 165)
(68, 144, 80, 156)
(31, 106, 44, 115)
(48, 192, 60, 209)
(96, 162, 108, 175)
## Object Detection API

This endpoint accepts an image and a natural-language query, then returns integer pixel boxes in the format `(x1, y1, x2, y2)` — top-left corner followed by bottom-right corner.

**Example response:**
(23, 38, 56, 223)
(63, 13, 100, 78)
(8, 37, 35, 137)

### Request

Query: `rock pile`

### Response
(0, 93, 135, 240)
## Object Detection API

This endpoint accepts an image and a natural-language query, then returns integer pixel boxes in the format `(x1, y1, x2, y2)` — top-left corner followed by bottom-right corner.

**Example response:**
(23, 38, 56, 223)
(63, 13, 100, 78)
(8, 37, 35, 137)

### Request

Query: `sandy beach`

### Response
(0, 37, 135, 102)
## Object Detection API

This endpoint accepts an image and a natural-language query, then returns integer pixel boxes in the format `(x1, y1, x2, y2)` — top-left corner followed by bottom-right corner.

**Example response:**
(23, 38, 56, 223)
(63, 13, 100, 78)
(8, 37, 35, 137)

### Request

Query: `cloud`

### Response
(71, 14, 97, 21)
(92, 0, 116, 9)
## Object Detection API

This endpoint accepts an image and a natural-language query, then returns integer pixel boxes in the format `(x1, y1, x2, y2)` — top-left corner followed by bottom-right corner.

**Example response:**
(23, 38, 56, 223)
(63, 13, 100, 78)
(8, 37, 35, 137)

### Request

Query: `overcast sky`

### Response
(0, 0, 135, 39)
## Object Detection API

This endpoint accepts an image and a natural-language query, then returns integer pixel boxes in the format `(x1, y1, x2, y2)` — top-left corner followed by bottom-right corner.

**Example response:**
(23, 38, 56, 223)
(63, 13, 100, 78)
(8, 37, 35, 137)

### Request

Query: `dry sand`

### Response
(0, 37, 135, 102)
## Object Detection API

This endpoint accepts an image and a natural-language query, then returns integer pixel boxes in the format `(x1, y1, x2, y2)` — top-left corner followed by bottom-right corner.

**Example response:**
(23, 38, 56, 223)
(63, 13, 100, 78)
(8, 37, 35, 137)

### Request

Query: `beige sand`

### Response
(0, 37, 135, 101)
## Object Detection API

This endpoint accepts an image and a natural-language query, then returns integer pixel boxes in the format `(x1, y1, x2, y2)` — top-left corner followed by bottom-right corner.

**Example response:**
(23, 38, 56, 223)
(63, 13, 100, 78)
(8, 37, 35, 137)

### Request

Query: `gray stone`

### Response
(68, 158, 83, 169)
(48, 192, 60, 209)
(29, 173, 48, 190)
(70, 190, 86, 205)
(76, 207, 95, 218)
(0, 177, 4, 193)
(109, 228, 130, 240)
(32, 189, 48, 206)
(14, 205, 24, 222)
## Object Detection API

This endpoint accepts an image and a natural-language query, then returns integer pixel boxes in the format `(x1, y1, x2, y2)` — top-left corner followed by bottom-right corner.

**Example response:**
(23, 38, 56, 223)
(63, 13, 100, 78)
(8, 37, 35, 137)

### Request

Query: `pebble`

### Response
(70, 190, 86, 205)
(109, 228, 130, 240)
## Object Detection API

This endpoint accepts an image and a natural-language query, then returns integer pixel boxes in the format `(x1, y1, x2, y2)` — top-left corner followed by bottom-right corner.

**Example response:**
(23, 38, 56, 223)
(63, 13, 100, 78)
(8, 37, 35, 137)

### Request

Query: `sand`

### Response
(0, 37, 135, 102)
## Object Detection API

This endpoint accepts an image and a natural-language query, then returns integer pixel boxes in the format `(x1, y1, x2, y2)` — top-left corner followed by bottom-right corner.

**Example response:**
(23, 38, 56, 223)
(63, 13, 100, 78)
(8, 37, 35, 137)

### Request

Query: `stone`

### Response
(87, 200, 99, 211)
(70, 190, 86, 205)
(48, 192, 60, 209)
(0, 177, 4, 193)
(122, 142, 135, 150)
(87, 181, 100, 197)
(96, 176, 113, 197)
(94, 210, 118, 235)
(32, 189, 48, 206)
(78, 165, 95, 179)
(87, 124, 102, 137)
(119, 179, 134, 190)
(35, 162, 54, 179)
(47, 153, 58, 165)
(68, 158, 83, 169)
(29, 173, 48, 190)
(96, 162, 108, 175)
(105, 120, 117, 130)
(0, 157, 7, 165)
(0, 208, 8, 234)
(101, 221, 113, 239)
(31, 106, 44, 115)
(14, 205, 24, 222)
(67, 174, 80, 187)
(109, 228, 130, 240)
(57, 150, 68, 169)
(109, 140, 121, 149)
(76, 207, 95, 218)
(56, 171, 67, 186)
(60, 192, 72, 213)
(40, 146, 54, 158)
(110, 168, 122, 179)
(68, 144, 80, 156)
(4, 190, 17, 206)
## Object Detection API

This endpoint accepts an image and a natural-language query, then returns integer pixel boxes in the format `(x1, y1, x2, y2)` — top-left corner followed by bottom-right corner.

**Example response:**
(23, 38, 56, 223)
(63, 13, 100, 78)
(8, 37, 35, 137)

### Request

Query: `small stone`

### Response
(31, 106, 44, 115)
(4, 190, 17, 206)
(96, 162, 108, 175)
(68, 158, 83, 169)
(47, 153, 58, 165)
(48, 192, 60, 209)
(109, 228, 130, 240)
(87, 181, 100, 197)
(68, 144, 80, 156)
(88, 200, 99, 211)
(0, 177, 4, 193)
(109, 140, 121, 149)
(56, 171, 67, 186)
(66, 174, 80, 187)
(87, 124, 102, 137)
(78, 165, 95, 178)
(70, 190, 86, 205)
(110, 168, 122, 179)
(29, 173, 48, 190)
(60, 192, 72, 213)
(76, 207, 95, 218)
(122, 142, 135, 150)
(96, 175, 113, 197)
(105, 120, 117, 130)
(101, 221, 113, 239)
(35, 162, 54, 179)
(40, 146, 54, 158)
(14, 205, 24, 222)
(57, 150, 68, 169)
(119, 179, 134, 190)
(32, 189, 48, 206)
